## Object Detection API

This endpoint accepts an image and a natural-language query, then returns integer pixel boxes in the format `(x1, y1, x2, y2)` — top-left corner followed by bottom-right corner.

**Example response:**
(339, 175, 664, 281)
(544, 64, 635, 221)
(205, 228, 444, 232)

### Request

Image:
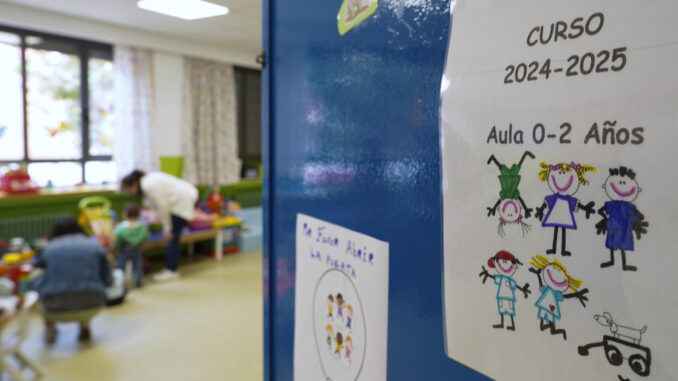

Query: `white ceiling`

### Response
(1, 0, 261, 58)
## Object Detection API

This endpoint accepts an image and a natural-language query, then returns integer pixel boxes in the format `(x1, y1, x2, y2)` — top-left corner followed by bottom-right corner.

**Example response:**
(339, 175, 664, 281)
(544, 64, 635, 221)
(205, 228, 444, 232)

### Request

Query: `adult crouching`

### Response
(31, 217, 115, 343)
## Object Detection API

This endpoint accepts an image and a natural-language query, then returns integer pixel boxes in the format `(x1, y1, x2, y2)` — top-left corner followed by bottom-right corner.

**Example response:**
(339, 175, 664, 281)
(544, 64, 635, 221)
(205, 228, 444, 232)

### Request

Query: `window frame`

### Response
(0, 24, 114, 184)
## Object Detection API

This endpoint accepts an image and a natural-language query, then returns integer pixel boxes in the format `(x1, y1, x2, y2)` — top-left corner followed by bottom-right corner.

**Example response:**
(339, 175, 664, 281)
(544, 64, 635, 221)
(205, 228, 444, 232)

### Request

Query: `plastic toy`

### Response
(8, 238, 34, 259)
(78, 196, 115, 246)
(206, 186, 225, 215)
(188, 207, 219, 231)
(212, 215, 242, 229)
(0, 164, 39, 194)
(0, 278, 14, 296)
(3, 253, 31, 296)
(3, 238, 36, 266)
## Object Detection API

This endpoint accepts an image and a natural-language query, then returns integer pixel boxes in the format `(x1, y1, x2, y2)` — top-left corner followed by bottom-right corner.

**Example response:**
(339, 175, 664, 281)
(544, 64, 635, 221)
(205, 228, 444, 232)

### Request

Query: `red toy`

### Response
(206, 186, 225, 215)
(0, 165, 39, 194)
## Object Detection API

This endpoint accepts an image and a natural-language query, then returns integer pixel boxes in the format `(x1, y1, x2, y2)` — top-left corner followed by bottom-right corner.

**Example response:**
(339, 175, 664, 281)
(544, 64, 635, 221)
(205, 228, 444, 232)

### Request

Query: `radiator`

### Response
(0, 213, 65, 243)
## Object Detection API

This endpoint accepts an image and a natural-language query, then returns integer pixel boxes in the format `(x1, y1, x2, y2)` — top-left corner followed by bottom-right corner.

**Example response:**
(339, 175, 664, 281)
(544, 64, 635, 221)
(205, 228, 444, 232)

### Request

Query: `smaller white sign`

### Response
(294, 214, 389, 381)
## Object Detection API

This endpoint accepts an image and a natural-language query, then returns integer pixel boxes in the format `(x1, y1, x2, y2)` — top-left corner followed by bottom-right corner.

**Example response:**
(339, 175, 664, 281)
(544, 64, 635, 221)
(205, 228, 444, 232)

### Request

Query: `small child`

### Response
(113, 203, 149, 288)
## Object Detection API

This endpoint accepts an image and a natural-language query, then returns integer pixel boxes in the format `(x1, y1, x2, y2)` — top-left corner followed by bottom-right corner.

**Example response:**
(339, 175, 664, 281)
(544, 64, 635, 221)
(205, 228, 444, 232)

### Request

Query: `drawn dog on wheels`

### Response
(595, 312, 647, 344)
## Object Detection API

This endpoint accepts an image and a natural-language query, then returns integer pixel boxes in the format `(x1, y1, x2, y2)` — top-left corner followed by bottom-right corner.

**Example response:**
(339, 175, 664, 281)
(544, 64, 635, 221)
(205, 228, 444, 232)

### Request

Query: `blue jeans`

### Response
(117, 247, 143, 287)
(166, 215, 188, 271)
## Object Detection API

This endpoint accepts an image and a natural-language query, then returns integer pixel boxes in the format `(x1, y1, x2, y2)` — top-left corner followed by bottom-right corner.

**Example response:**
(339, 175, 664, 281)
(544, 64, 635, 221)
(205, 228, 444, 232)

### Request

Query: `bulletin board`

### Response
(263, 0, 487, 379)
(441, 1, 678, 380)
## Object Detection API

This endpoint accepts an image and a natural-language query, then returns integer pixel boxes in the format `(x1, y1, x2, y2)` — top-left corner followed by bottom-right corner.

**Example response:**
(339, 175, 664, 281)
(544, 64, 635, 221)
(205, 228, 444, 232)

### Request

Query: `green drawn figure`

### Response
(487, 151, 536, 237)
(498, 162, 523, 200)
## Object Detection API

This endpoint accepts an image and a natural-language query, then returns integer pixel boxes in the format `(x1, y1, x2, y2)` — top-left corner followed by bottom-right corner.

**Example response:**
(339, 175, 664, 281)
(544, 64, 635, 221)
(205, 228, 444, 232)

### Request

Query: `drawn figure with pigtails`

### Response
(529, 255, 589, 340)
(535, 161, 596, 256)
(486, 151, 535, 237)
(479, 251, 531, 331)
(595, 166, 649, 271)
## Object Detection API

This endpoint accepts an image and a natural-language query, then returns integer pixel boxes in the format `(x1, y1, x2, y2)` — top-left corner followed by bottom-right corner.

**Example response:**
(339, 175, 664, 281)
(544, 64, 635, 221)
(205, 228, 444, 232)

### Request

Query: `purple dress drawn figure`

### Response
(535, 162, 596, 257)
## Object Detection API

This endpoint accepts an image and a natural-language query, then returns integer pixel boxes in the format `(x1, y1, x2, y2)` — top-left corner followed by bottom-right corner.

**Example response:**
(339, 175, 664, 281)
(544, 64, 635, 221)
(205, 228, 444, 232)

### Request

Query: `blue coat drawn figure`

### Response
(535, 285, 563, 324)
(596, 167, 649, 272)
(529, 255, 589, 341)
(495, 275, 517, 317)
(479, 251, 530, 331)
(535, 162, 597, 257)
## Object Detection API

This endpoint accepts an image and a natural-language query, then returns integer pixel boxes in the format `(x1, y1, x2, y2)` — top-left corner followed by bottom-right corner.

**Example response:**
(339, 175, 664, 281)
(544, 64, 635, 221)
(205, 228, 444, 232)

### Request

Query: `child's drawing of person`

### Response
(529, 255, 589, 340)
(335, 332, 343, 356)
(336, 293, 344, 319)
(327, 294, 334, 318)
(344, 336, 353, 363)
(496, 199, 532, 238)
(596, 167, 648, 271)
(535, 162, 596, 256)
(326, 324, 334, 350)
(479, 251, 530, 331)
(346, 304, 353, 330)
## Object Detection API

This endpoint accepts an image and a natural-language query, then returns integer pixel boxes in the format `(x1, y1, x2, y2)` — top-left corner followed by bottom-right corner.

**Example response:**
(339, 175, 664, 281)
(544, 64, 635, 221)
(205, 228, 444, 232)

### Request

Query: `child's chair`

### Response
(0, 291, 44, 381)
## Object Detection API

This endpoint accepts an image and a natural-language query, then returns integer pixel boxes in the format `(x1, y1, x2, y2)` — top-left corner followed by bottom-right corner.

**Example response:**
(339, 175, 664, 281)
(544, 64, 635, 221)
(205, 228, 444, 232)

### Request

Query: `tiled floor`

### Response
(15, 250, 263, 381)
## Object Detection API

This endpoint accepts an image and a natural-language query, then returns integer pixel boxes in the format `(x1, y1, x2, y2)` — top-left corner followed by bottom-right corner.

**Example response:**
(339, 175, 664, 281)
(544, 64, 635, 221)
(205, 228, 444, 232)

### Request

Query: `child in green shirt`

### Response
(114, 203, 149, 287)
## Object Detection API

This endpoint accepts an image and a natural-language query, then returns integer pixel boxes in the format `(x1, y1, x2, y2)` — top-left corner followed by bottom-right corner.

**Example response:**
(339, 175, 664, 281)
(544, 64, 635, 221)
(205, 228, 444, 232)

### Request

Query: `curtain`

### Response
(113, 45, 155, 178)
(182, 57, 240, 184)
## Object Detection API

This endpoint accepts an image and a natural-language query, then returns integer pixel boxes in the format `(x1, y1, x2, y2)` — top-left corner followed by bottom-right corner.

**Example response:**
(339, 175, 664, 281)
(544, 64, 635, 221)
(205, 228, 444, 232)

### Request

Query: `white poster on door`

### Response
(294, 214, 389, 381)
(441, 1, 678, 380)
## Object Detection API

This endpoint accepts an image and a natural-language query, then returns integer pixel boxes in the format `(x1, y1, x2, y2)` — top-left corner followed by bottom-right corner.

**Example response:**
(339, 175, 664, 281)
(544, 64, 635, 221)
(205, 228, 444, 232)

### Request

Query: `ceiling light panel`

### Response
(137, 0, 229, 20)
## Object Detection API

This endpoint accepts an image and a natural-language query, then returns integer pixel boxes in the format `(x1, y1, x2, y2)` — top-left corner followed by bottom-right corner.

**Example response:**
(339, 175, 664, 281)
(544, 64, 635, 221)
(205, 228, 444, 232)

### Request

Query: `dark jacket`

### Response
(31, 234, 112, 296)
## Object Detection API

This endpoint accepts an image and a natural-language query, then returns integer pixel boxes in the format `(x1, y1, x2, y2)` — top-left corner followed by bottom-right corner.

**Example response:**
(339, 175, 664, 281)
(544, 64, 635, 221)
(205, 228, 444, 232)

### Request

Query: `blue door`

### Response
(263, 1, 488, 379)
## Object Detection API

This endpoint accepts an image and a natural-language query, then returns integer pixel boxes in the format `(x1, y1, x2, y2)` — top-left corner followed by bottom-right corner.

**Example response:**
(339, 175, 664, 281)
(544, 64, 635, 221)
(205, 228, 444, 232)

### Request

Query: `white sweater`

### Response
(140, 172, 199, 232)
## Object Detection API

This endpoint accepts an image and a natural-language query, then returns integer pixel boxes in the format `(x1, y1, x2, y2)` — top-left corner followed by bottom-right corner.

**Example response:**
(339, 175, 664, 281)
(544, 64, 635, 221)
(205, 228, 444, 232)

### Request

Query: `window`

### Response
(235, 67, 261, 179)
(0, 26, 116, 186)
